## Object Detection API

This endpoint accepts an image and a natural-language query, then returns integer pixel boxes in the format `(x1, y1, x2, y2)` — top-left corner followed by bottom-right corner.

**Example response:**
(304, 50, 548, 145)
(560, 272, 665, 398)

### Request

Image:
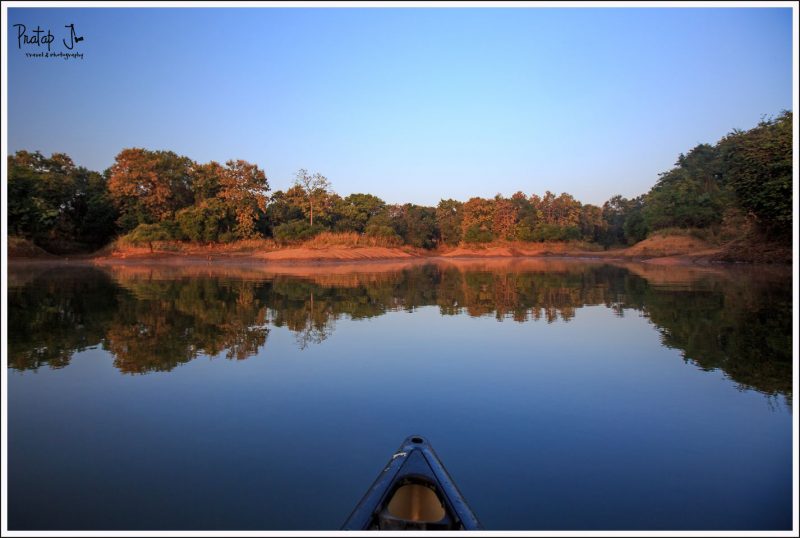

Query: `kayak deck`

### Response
(342, 435, 482, 530)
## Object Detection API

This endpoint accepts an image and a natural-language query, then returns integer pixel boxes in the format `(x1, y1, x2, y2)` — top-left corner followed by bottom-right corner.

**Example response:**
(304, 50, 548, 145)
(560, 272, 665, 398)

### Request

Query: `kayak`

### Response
(342, 435, 482, 530)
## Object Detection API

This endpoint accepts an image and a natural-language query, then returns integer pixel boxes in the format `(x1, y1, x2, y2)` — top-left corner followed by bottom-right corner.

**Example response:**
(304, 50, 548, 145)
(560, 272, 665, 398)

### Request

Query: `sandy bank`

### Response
(10, 234, 742, 267)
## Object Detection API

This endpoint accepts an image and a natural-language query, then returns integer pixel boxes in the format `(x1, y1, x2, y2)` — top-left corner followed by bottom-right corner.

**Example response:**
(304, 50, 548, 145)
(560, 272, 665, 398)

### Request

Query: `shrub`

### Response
(123, 223, 172, 252)
(463, 224, 493, 244)
(515, 223, 536, 242)
(176, 200, 230, 243)
(530, 224, 581, 242)
(272, 220, 325, 244)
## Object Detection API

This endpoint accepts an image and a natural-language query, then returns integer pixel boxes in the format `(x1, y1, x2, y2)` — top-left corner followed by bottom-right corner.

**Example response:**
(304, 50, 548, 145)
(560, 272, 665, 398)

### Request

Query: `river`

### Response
(6, 258, 793, 530)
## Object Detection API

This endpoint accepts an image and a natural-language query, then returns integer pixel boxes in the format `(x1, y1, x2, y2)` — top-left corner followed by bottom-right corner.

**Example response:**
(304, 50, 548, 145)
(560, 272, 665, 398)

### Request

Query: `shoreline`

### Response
(7, 246, 729, 268)
(10, 232, 791, 268)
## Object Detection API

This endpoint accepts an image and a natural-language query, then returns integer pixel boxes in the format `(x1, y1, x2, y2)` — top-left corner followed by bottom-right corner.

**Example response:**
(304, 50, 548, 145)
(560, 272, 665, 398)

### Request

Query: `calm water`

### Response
(7, 258, 793, 530)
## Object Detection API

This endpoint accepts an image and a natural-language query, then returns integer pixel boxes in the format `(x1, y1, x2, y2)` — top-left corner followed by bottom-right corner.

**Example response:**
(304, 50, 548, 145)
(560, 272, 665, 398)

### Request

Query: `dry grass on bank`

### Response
(438, 240, 603, 258)
(621, 233, 716, 258)
(301, 231, 404, 249)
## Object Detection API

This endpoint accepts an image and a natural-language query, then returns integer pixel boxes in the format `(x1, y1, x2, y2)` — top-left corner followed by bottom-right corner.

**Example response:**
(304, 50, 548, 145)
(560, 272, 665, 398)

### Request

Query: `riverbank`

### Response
(8, 233, 790, 266)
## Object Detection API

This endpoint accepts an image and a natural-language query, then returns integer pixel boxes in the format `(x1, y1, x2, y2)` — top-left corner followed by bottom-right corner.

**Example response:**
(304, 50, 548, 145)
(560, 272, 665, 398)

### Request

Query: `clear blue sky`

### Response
(6, 7, 793, 206)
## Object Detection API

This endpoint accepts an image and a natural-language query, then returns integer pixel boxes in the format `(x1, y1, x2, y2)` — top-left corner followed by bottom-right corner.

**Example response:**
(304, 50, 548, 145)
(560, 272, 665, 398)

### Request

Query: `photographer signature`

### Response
(13, 23, 84, 52)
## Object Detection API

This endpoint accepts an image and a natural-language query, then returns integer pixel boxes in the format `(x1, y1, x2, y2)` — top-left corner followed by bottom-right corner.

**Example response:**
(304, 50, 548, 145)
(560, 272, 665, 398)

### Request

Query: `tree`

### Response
(512, 192, 539, 242)
(492, 195, 518, 241)
(333, 193, 386, 233)
(622, 195, 648, 244)
(265, 190, 305, 236)
(108, 148, 194, 231)
(601, 195, 647, 246)
(126, 223, 171, 252)
(718, 111, 792, 238)
(400, 204, 439, 249)
(8, 151, 117, 252)
(579, 204, 606, 243)
(8, 151, 71, 242)
(601, 195, 630, 246)
(218, 159, 270, 238)
(293, 169, 331, 227)
(642, 144, 727, 231)
(461, 197, 495, 243)
(191, 161, 224, 202)
(551, 193, 581, 227)
(436, 199, 463, 246)
(176, 199, 233, 243)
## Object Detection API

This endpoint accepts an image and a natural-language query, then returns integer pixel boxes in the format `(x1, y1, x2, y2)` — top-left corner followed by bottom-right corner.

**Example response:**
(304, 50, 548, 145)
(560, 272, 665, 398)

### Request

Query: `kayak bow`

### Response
(342, 435, 482, 530)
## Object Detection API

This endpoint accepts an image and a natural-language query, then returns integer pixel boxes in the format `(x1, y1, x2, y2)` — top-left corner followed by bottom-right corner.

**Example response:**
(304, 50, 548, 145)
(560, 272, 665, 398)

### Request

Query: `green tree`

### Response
(265, 190, 305, 236)
(642, 144, 727, 231)
(334, 193, 387, 233)
(8, 151, 117, 252)
(176, 199, 233, 243)
(401, 204, 439, 249)
(512, 192, 540, 242)
(436, 199, 463, 246)
(579, 204, 606, 243)
(126, 223, 171, 252)
(719, 110, 792, 239)
(293, 169, 332, 227)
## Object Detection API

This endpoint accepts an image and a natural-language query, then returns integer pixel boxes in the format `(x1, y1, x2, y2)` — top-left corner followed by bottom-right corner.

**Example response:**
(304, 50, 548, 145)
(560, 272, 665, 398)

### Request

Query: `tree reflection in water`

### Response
(7, 260, 792, 402)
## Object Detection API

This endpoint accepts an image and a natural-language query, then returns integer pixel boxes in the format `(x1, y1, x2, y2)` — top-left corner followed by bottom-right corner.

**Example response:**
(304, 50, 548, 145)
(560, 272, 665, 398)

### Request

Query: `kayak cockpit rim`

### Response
(342, 435, 482, 530)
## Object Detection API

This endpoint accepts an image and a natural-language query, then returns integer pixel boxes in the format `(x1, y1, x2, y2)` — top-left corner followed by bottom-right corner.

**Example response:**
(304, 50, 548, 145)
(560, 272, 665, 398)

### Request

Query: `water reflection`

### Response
(8, 259, 792, 400)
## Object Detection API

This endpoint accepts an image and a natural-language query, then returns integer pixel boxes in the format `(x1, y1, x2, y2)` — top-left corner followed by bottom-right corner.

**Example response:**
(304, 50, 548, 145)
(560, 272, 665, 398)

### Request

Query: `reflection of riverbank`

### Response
(11, 255, 790, 290)
(7, 260, 792, 402)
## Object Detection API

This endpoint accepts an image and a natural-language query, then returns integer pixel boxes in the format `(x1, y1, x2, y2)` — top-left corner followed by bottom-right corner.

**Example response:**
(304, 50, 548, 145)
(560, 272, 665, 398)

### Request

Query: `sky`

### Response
(5, 7, 794, 206)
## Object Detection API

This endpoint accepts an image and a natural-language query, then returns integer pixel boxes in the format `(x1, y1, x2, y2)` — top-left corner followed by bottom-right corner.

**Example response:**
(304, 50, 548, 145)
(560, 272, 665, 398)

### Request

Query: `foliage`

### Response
(579, 204, 606, 243)
(124, 223, 173, 252)
(642, 144, 728, 232)
(397, 204, 439, 249)
(463, 224, 494, 243)
(333, 193, 387, 233)
(436, 199, 463, 246)
(364, 224, 403, 244)
(218, 159, 270, 238)
(8, 151, 118, 253)
(176, 199, 234, 243)
(7, 111, 793, 254)
(108, 148, 194, 231)
(531, 223, 580, 242)
(461, 197, 495, 243)
(718, 111, 792, 239)
(272, 220, 325, 244)
(265, 190, 305, 235)
(292, 168, 332, 226)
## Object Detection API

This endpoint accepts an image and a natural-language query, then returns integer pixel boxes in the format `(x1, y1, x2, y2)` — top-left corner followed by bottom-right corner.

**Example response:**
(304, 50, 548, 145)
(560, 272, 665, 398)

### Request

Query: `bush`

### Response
(515, 223, 536, 242)
(530, 224, 581, 242)
(365, 224, 401, 240)
(463, 224, 493, 244)
(272, 220, 325, 244)
(123, 223, 172, 252)
(176, 200, 230, 243)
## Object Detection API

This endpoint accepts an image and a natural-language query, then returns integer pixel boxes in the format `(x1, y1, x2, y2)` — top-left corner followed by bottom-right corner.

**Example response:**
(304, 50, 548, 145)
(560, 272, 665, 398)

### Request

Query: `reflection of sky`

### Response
(8, 303, 792, 530)
(7, 7, 793, 206)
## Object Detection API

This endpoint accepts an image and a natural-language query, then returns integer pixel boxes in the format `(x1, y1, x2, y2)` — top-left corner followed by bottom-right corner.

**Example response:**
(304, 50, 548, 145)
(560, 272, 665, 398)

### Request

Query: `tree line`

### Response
(8, 110, 791, 254)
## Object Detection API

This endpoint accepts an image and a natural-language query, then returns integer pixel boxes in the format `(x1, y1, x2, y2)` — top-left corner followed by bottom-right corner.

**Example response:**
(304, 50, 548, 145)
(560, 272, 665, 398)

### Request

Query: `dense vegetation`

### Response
(8, 263, 792, 402)
(7, 111, 792, 254)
